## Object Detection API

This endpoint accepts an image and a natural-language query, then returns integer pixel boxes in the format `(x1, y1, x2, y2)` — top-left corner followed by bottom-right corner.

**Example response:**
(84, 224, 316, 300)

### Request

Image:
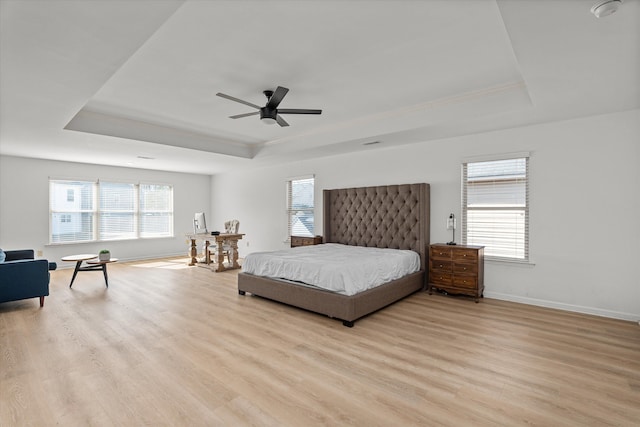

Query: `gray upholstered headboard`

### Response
(323, 183, 430, 269)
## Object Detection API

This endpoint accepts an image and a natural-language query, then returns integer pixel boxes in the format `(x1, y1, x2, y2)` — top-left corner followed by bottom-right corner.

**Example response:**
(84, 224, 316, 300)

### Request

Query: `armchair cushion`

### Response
(5, 249, 34, 261)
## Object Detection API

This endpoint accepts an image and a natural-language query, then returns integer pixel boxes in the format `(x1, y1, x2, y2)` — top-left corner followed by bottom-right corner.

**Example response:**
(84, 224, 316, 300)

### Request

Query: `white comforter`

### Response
(241, 243, 420, 296)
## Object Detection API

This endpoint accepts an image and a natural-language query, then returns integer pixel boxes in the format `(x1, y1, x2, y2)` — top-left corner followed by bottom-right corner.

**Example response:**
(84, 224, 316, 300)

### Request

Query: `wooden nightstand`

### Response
(291, 235, 323, 248)
(428, 244, 484, 302)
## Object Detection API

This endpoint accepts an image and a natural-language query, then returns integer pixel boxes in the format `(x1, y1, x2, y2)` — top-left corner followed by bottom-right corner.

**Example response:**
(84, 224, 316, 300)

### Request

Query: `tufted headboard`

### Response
(323, 183, 430, 269)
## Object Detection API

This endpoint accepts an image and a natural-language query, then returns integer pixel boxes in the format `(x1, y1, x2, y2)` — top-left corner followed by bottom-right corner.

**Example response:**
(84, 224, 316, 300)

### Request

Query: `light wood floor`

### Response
(1, 258, 639, 426)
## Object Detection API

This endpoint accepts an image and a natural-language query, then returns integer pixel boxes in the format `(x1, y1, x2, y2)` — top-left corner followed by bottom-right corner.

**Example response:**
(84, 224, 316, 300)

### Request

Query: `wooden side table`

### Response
(428, 244, 484, 302)
(291, 235, 323, 248)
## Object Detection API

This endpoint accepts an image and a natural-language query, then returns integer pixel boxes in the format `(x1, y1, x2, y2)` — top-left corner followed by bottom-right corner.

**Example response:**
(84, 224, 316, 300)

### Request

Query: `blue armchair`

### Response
(0, 249, 56, 307)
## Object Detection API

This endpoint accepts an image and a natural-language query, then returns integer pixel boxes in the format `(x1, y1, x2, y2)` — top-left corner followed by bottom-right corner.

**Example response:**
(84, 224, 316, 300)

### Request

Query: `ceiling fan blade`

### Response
(216, 92, 261, 109)
(229, 111, 260, 119)
(266, 86, 289, 109)
(276, 115, 290, 127)
(277, 109, 322, 115)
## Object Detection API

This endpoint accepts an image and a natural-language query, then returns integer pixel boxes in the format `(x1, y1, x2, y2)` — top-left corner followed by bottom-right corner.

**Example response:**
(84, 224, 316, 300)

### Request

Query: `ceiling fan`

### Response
(216, 86, 322, 127)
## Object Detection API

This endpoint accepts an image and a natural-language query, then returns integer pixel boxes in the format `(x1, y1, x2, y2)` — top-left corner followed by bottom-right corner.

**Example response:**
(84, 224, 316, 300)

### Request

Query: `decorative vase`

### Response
(99, 252, 110, 261)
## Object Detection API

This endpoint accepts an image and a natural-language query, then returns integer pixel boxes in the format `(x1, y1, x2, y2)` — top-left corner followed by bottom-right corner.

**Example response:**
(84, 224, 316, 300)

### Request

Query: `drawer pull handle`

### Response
(463, 254, 467, 257)
(439, 264, 443, 268)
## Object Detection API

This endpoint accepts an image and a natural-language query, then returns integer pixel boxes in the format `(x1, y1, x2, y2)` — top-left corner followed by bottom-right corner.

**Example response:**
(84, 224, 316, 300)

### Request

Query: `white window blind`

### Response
(462, 156, 529, 261)
(99, 182, 136, 241)
(139, 184, 173, 238)
(286, 176, 315, 238)
(50, 180, 95, 244)
(49, 179, 174, 244)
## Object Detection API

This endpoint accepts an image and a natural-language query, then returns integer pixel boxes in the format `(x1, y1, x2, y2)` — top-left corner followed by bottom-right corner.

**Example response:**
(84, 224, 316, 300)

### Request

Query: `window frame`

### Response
(285, 175, 315, 241)
(461, 152, 530, 263)
(49, 178, 174, 244)
(139, 183, 175, 239)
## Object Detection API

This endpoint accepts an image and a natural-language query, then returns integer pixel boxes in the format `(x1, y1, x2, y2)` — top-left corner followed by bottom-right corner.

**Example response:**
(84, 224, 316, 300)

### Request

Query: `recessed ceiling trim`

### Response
(254, 80, 532, 159)
(65, 109, 254, 159)
(263, 81, 530, 148)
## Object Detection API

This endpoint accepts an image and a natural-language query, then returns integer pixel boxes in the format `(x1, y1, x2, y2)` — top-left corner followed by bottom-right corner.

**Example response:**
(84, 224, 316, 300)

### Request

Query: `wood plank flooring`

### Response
(1, 258, 639, 426)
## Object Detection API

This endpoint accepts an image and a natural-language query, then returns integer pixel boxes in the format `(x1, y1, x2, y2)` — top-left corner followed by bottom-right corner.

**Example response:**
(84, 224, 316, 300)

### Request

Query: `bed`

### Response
(237, 183, 430, 327)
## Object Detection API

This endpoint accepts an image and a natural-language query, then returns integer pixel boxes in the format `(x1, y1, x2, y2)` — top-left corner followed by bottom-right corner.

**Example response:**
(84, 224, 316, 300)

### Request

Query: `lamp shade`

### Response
(260, 107, 277, 124)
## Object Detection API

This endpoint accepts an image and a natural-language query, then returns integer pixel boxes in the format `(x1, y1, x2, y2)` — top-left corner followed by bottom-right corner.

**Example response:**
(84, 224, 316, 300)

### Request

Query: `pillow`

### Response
(0, 249, 5, 263)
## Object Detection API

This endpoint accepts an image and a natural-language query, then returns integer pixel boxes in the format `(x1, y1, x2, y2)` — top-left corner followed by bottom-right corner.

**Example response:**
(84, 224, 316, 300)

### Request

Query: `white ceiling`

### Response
(1, 0, 638, 175)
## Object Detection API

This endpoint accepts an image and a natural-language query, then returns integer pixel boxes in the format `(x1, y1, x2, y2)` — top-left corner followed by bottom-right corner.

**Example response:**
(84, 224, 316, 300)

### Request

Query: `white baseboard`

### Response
(484, 291, 640, 323)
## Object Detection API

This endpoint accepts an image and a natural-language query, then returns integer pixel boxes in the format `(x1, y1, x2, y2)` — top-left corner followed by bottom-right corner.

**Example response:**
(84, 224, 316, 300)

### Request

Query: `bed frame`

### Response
(237, 183, 430, 327)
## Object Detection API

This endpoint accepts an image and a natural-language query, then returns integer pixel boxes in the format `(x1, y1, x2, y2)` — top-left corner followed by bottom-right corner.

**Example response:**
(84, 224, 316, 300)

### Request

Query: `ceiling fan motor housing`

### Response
(260, 107, 278, 122)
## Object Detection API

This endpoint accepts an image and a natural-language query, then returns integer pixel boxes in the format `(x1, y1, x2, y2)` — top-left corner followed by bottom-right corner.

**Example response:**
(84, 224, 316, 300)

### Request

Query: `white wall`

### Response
(0, 156, 210, 263)
(1, 111, 637, 321)
(210, 110, 640, 321)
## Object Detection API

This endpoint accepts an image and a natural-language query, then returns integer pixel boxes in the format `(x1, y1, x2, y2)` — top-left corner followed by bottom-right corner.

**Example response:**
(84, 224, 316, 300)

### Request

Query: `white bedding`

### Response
(241, 243, 420, 296)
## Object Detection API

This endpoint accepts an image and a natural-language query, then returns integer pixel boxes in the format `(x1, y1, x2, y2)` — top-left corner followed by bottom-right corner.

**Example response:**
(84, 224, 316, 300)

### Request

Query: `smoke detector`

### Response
(591, 0, 623, 18)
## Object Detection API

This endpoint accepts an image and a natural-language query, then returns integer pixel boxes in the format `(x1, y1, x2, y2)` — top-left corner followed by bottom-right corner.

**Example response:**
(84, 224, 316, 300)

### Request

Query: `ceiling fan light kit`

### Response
(217, 86, 322, 127)
(591, 0, 622, 18)
(260, 114, 277, 125)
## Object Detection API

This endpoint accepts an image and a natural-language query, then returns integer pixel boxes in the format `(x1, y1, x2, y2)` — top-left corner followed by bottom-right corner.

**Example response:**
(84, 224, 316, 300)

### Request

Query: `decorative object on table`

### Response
(193, 212, 207, 234)
(99, 249, 111, 261)
(446, 213, 457, 245)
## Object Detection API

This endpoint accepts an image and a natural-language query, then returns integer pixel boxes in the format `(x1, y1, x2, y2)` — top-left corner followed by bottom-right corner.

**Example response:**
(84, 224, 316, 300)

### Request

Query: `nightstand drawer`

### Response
(453, 262, 477, 275)
(431, 261, 453, 272)
(291, 235, 323, 248)
(430, 247, 452, 260)
(453, 275, 477, 289)
(430, 272, 452, 286)
(452, 249, 478, 263)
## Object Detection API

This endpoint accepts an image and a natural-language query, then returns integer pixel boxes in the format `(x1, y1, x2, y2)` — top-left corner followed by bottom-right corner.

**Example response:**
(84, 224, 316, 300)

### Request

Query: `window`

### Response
(100, 182, 136, 240)
(139, 184, 173, 238)
(462, 154, 529, 262)
(286, 176, 315, 238)
(50, 180, 95, 244)
(49, 179, 173, 244)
